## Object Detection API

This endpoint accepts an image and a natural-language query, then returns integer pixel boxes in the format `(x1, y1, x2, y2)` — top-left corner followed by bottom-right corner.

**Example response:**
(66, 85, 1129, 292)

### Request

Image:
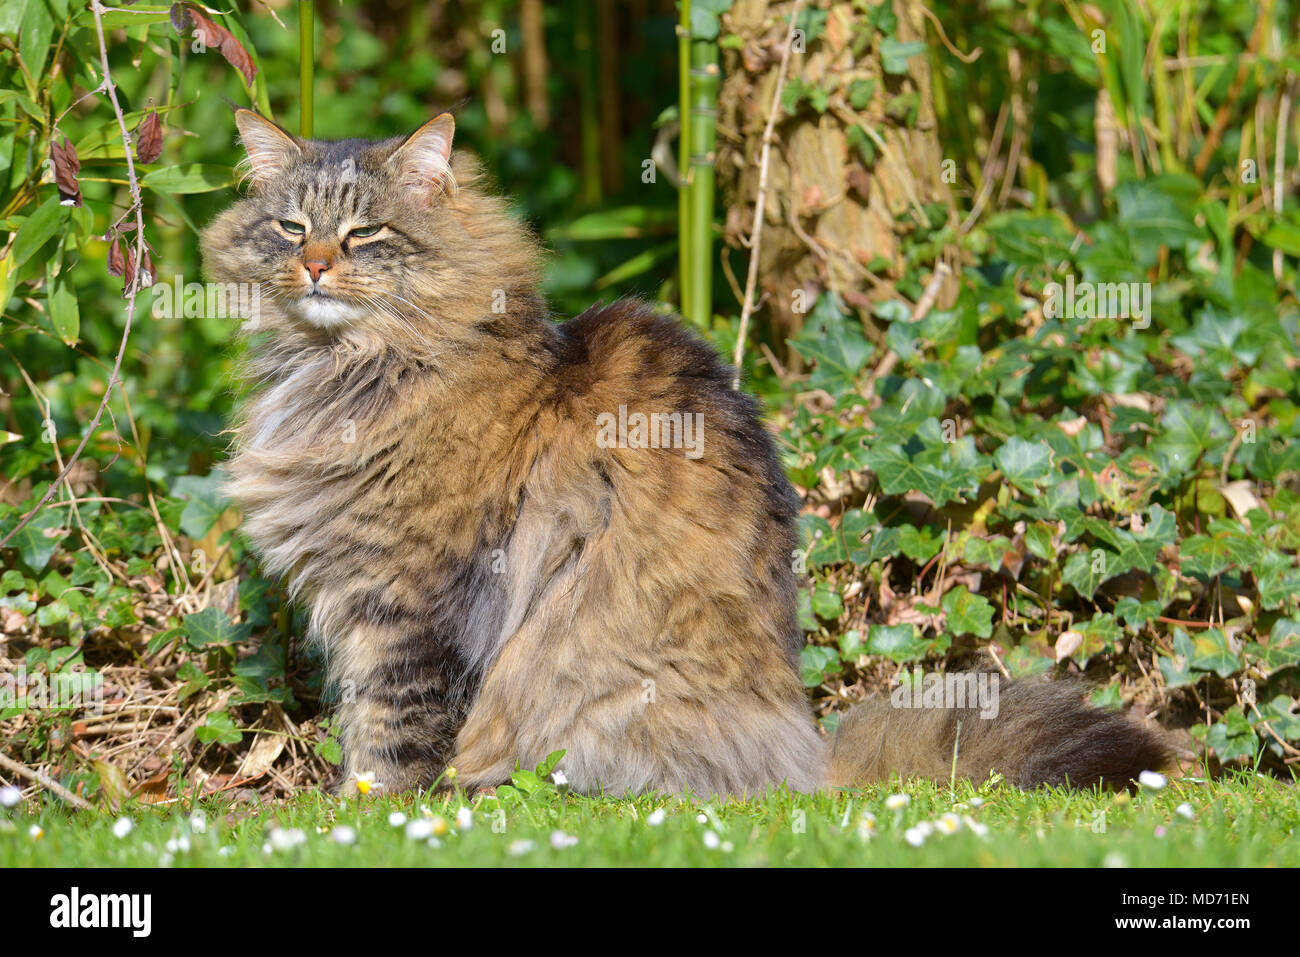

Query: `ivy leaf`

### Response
(1189, 628, 1242, 678)
(865, 623, 929, 662)
(800, 645, 840, 687)
(1114, 596, 1162, 630)
(1061, 547, 1119, 597)
(1245, 619, 1300, 672)
(1, 506, 68, 572)
(1158, 629, 1197, 688)
(788, 317, 872, 395)
(941, 585, 994, 638)
(809, 581, 843, 620)
(1180, 532, 1235, 579)
(1198, 708, 1257, 763)
(1087, 505, 1177, 574)
(171, 471, 228, 540)
(182, 606, 251, 648)
(861, 443, 979, 508)
(196, 709, 243, 745)
(994, 437, 1053, 492)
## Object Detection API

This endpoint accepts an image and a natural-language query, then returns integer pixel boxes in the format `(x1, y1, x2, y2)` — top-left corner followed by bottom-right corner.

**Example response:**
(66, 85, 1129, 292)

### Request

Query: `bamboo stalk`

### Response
(299, 0, 314, 137)
(684, 28, 719, 327)
(677, 1, 693, 315)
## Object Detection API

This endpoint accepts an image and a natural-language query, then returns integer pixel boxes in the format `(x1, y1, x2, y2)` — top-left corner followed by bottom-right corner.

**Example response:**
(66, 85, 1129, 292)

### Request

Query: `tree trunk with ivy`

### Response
(717, 0, 957, 368)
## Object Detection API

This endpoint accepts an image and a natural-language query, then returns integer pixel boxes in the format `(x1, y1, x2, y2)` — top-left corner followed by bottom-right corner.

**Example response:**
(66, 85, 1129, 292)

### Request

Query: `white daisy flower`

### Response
(0, 785, 22, 808)
(1138, 770, 1167, 790)
(189, 812, 207, 834)
(112, 817, 134, 839)
(406, 819, 435, 840)
(508, 839, 535, 856)
(963, 815, 989, 837)
(430, 816, 450, 837)
(28, 824, 43, 840)
(904, 826, 926, 847)
(331, 825, 357, 845)
(352, 772, 380, 795)
(646, 808, 666, 826)
(703, 830, 720, 850)
(696, 813, 708, 824)
(1175, 803, 1195, 820)
(550, 830, 579, 849)
(885, 794, 910, 811)
(935, 813, 963, 835)
(268, 827, 306, 851)
(551, 769, 570, 793)
(387, 811, 407, 827)
(969, 797, 984, 808)
(455, 806, 473, 830)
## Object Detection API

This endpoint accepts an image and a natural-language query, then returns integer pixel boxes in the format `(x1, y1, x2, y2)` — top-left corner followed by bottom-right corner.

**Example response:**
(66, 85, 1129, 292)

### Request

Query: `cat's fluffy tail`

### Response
(825, 674, 1169, 790)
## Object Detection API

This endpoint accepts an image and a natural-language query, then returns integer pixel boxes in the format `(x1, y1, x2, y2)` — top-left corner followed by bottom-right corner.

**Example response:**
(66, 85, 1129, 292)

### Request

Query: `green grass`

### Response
(3, 771, 1295, 867)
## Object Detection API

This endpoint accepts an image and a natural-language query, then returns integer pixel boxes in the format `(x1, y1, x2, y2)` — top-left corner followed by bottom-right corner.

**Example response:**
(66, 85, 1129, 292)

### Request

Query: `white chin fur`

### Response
(294, 295, 365, 329)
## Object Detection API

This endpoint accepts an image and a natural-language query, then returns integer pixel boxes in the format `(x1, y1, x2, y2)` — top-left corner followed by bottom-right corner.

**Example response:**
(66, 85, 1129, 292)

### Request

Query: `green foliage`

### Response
(773, 0, 1300, 770)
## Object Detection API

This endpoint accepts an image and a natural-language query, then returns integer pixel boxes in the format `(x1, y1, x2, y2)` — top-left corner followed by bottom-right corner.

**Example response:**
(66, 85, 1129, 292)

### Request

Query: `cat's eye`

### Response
(279, 220, 306, 235)
(349, 225, 383, 239)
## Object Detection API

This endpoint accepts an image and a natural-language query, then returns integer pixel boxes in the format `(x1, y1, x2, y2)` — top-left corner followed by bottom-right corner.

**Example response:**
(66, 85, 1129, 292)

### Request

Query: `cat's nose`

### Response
(303, 259, 331, 282)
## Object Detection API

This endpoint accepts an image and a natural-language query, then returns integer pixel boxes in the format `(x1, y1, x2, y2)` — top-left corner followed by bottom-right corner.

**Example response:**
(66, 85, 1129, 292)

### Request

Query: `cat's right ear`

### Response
(233, 109, 301, 188)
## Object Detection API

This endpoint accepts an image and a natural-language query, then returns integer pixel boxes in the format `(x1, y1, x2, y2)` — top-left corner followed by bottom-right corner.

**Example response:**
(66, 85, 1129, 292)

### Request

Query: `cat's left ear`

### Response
(388, 113, 456, 203)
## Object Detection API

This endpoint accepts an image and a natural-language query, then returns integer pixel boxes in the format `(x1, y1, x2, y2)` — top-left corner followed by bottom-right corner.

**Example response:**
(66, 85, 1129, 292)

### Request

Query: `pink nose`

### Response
(304, 259, 330, 281)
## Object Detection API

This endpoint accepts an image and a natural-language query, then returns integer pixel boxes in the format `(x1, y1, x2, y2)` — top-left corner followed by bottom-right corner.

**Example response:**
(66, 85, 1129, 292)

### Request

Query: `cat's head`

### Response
(201, 110, 538, 348)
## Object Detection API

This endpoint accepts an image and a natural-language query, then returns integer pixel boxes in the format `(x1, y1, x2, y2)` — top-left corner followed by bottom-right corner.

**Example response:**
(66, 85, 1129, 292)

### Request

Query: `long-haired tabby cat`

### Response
(202, 109, 1168, 797)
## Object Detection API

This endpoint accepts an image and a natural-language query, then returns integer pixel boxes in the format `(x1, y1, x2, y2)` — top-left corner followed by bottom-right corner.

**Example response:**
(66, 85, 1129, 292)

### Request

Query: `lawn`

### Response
(4, 770, 1295, 868)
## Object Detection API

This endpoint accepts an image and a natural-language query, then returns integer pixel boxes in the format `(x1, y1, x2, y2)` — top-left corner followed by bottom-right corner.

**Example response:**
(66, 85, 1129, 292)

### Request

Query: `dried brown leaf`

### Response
(106, 236, 125, 277)
(171, 3, 257, 87)
(135, 109, 164, 164)
(50, 137, 83, 207)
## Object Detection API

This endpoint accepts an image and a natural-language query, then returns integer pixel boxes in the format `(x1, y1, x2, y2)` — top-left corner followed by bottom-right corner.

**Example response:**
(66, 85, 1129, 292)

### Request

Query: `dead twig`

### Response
(732, 0, 805, 390)
(0, 752, 95, 811)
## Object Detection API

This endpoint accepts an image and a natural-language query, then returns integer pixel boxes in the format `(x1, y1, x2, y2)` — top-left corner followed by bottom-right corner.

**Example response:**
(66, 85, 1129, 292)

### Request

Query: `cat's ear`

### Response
(233, 109, 301, 187)
(387, 113, 456, 203)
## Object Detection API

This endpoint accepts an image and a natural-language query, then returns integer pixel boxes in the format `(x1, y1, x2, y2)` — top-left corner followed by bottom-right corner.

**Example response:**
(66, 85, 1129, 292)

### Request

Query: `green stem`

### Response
(677, 0, 693, 315)
(299, 0, 314, 137)
(685, 35, 719, 327)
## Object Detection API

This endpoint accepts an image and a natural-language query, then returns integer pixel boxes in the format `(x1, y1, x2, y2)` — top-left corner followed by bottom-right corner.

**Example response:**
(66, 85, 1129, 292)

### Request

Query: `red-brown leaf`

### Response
(50, 138, 82, 207)
(106, 236, 125, 278)
(122, 244, 138, 295)
(135, 110, 164, 164)
(170, 3, 257, 87)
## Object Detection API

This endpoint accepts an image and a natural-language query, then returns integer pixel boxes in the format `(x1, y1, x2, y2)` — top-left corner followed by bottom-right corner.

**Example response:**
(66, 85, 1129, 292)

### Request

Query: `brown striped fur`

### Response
(203, 111, 1167, 797)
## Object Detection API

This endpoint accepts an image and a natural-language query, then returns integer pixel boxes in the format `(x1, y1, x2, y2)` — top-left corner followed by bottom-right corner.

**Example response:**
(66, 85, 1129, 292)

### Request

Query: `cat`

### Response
(202, 109, 1168, 797)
